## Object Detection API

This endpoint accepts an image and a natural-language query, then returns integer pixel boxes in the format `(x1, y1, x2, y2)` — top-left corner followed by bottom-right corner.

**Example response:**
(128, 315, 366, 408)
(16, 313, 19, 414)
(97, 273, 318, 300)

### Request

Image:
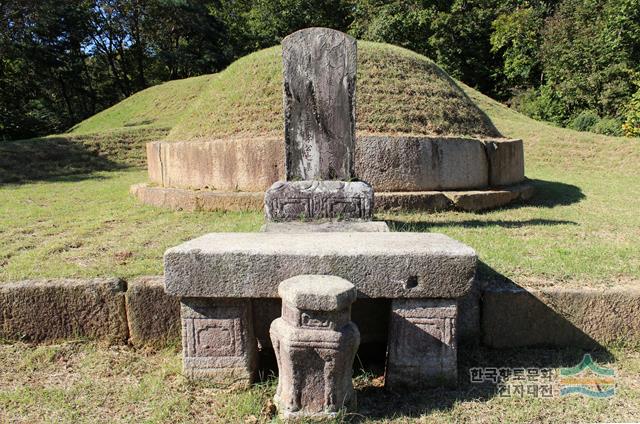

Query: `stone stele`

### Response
(271, 275, 360, 419)
(283, 27, 356, 181)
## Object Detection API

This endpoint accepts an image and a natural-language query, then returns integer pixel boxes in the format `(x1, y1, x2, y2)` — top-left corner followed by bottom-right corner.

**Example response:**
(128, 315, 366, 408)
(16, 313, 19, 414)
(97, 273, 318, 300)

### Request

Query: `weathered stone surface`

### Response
(484, 139, 525, 186)
(386, 299, 457, 388)
(143, 136, 527, 195)
(0, 278, 128, 343)
(283, 28, 356, 181)
(374, 191, 452, 212)
(164, 232, 477, 299)
(457, 280, 481, 345)
(278, 275, 357, 311)
(125, 276, 180, 347)
(356, 136, 490, 191)
(130, 183, 263, 212)
(181, 298, 258, 386)
(131, 183, 199, 211)
(264, 180, 373, 221)
(445, 189, 519, 211)
(133, 182, 533, 213)
(271, 275, 359, 418)
(261, 220, 389, 233)
(482, 285, 640, 348)
(197, 191, 264, 211)
(146, 138, 284, 192)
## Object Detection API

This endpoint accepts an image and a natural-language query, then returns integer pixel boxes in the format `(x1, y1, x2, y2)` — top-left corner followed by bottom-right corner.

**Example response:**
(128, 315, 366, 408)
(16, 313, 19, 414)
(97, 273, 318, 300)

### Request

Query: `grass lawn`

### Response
(1, 340, 638, 423)
(2, 117, 639, 285)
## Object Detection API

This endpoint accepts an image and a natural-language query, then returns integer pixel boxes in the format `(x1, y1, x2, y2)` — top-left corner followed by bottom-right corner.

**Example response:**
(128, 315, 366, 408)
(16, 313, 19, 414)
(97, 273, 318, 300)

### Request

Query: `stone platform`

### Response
(164, 232, 476, 387)
(131, 181, 534, 213)
(164, 232, 476, 299)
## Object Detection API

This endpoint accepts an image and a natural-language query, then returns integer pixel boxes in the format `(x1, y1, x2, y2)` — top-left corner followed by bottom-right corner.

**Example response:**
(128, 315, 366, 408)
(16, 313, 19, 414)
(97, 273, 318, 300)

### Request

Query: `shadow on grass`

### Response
(0, 136, 125, 185)
(527, 178, 585, 208)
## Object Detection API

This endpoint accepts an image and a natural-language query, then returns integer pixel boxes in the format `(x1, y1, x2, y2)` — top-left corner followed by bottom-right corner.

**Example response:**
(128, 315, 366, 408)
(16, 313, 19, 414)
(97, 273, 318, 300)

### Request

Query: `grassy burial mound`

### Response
(70, 42, 502, 141)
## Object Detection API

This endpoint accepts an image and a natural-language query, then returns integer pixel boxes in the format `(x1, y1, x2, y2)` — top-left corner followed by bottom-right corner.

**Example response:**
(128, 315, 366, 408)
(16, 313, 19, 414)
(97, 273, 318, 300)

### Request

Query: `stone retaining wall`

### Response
(2, 276, 636, 349)
(146, 136, 524, 192)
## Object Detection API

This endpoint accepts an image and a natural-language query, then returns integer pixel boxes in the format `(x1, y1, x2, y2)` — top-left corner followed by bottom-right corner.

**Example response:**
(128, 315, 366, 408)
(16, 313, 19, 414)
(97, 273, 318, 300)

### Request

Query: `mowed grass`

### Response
(0, 170, 262, 281)
(2, 122, 639, 285)
(1, 341, 638, 423)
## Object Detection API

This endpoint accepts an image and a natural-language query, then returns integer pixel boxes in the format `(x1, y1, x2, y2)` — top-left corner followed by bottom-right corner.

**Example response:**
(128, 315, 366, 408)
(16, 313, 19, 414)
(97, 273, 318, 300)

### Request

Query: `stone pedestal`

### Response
(180, 298, 258, 387)
(386, 299, 457, 388)
(264, 180, 373, 221)
(270, 275, 360, 419)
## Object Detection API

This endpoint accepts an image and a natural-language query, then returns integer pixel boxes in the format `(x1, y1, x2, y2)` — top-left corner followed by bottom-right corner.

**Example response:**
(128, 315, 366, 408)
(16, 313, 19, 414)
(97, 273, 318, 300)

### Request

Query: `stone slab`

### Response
(133, 183, 533, 214)
(146, 138, 284, 192)
(181, 298, 258, 386)
(444, 182, 534, 211)
(386, 299, 458, 388)
(125, 276, 180, 347)
(264, 180, 373, 221)
(261, 220, 389, 233)
(482, 284, 640, 349)
(374, 191, 453, 212)
(164, 232, 477, 299)
(0, 278, 128, 343)
(283, 28, 356, 180)
(130, 183, 263, 212)
(484, 139, 525, 186)
(356, 136, 490, 191)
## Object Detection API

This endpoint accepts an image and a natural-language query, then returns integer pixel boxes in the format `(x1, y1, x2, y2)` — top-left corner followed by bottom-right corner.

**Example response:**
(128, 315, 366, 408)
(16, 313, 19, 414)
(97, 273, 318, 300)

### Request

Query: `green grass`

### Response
(1, 341, 638, 423)
(70, 75, 215, 135)
(0, 169, 261, 281)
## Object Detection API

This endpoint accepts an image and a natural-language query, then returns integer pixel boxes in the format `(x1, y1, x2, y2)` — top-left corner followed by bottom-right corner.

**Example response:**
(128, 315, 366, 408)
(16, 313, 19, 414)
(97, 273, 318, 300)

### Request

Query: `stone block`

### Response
(445, 189, 519, 212)
(197, 191, 263, 212)
(271, 275, 359, 419)
(484, 139, 525, 186)
(264, 180, 373, 221)
(356, 136, 489, 191)
(374, 191, 452, 212)
(145, 138, 284, 192)
(164, 232, 477, 299)
(260, 220, 389, 233)
(125, 276, 180, 347)
(0, 278, 128, 343)
(146, 141, 164, 185)
(283, 28, 356, 180)
(181, 298, 258, 386)
(482, 285, 640, 348)
(133, 184, 198, 211)
(386, 299, 457, 388)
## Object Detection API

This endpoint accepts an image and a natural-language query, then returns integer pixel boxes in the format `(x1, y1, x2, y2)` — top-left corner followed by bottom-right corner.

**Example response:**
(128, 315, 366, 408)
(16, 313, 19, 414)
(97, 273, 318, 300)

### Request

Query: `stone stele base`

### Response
(264, 180, 374, 221)
(131, 181, 534, 213)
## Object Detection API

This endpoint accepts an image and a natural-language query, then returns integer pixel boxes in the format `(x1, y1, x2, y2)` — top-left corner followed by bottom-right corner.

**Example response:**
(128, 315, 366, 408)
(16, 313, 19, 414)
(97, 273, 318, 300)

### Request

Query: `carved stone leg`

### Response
(386, 299, 457, 388)
(270, 275, 360, 419)
(181, 298, 257, 387)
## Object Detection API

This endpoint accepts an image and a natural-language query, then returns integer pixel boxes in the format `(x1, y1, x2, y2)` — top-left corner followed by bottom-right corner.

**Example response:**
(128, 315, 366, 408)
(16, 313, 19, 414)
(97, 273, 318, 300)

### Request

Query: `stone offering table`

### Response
(164, 232, 476, 388)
